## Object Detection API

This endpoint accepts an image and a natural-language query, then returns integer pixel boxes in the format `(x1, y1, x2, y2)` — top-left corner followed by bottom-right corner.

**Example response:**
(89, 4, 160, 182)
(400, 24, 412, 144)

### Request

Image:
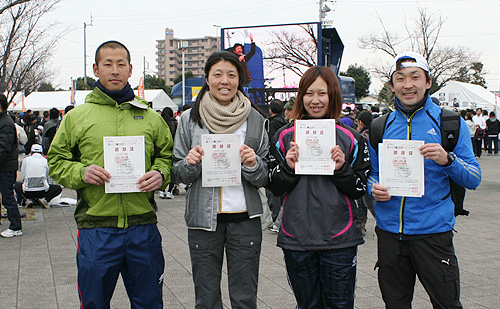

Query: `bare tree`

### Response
(359, 7, 478, 92)
(0, 0, 31, 14)
(0, 0, 62, 103)
(263, 24, 318, 78)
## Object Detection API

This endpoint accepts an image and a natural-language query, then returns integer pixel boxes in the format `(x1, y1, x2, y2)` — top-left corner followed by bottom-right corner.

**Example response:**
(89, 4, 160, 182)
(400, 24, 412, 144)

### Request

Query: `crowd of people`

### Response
(0, 42, 486, 308)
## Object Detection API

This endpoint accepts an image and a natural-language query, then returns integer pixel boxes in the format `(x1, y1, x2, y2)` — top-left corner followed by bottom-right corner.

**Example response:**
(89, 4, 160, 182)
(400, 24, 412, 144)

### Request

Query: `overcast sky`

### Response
(45, 0, 500, 94)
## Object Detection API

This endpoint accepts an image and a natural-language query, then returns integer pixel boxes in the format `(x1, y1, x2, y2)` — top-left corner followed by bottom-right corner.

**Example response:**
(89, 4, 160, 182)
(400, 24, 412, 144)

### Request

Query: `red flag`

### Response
(138, 77, 145, 99)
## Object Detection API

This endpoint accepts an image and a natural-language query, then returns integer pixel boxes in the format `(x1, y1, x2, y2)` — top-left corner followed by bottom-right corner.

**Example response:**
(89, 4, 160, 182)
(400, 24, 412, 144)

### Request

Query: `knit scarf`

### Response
(199, 91, 251, 134)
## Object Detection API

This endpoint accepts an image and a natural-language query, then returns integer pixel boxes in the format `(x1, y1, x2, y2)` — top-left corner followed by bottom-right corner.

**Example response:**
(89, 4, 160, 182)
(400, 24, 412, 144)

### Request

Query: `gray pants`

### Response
(188, 218, 262, 309)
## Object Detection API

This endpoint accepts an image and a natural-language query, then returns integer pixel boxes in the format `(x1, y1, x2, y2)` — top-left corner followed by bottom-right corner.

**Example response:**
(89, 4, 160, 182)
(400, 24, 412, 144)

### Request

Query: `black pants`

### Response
(474, 138, 483, 157)
(15, 182, 62, 203)
(376, 227, 462, 309)
(0, 172, 22, 230)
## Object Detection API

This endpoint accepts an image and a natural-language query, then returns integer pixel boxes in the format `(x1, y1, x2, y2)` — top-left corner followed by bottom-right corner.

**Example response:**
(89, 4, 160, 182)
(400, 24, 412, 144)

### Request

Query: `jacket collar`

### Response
(86, 87, 149, 110)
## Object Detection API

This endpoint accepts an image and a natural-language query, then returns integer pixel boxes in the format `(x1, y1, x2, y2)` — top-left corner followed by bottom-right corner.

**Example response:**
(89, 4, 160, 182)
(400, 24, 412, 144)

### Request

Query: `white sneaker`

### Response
(1, 229, 23, 238)
(166, 192, 174, 199)
(159, 192, 166, 199)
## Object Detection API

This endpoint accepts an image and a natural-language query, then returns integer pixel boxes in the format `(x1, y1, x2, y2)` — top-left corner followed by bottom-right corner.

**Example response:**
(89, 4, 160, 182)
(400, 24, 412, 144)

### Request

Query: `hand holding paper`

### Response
(286, 141, 299, 169)
(240, 144, 257, 168)
(187, 145, 204, 165)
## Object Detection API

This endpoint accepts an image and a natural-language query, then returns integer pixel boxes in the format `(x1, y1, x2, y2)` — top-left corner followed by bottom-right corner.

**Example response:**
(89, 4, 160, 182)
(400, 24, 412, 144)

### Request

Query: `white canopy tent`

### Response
(432, 81, 499, 114)
(8, 89, 178, 113)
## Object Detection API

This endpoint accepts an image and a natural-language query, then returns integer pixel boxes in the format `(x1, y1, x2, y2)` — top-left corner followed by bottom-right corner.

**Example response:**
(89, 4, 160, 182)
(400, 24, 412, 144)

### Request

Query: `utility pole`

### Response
(83, 14, 93, 87)
(143, 56, 146, 87)
(319, 0, 335, 27)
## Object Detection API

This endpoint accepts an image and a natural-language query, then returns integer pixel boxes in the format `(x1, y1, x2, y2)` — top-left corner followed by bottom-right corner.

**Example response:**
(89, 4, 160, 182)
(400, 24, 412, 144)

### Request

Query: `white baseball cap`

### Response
(390, 52, 430, 77)
(31, 144, 43, 153)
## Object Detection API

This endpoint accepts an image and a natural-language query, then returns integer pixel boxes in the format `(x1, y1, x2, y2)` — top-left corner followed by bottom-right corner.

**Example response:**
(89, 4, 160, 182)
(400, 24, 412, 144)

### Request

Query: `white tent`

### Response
(432, 81, 498, 113)
(8, 89, 178, 112)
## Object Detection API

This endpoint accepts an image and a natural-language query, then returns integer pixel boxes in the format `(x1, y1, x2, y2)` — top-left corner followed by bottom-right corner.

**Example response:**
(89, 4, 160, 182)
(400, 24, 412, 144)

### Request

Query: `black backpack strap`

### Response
(440, 108, 461, 152)
(369, 114, 390, 155)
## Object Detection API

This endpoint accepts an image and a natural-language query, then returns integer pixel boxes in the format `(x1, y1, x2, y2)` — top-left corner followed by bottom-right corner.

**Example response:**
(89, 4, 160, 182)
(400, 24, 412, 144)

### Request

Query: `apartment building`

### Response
(156, 28, 217, 85)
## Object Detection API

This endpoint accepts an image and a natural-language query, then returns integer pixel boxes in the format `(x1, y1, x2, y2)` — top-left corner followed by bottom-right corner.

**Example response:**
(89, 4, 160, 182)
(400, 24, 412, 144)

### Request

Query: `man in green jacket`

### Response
(48, 41, 173, 308)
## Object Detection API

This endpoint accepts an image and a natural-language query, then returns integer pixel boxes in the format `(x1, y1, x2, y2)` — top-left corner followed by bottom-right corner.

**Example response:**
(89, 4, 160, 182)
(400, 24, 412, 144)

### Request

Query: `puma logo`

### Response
(441, 259, 450, 265)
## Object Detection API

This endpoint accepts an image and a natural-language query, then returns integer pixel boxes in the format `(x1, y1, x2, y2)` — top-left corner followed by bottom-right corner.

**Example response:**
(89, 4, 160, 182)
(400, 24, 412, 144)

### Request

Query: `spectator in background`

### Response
(15, 144, 62, 208)
(11, 115, 28, 155)
(33, 111, 42, 126)
(472, 108, 486, 158)
(176, 103, 192, 123)
(22, 114, 37, 156)
(42, 108, 60, 155)
(371, 105, 380, 118)
(159, 106, 178, 199)
(485, 111, 500, 156)
(268, 99, 287, 140)
(355, 111, 375, 236)
(284, 99, 295, 122)
(40, 111, 49, 126)
(465, 112, 476, 150)
(339, 107, 354, 127)
(0, 94, 23, 237)
(267, 99, 287, 224)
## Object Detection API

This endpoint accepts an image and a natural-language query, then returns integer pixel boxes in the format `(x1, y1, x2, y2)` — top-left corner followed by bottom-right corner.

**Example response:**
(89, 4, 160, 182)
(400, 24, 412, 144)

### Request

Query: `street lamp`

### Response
(179, 41, 189, 108)
(213, 24, 221, 50)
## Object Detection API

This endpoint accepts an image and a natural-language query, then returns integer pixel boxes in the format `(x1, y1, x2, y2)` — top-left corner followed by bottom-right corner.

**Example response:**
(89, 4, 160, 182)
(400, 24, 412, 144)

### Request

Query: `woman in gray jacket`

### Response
(172, 51, 268, 308)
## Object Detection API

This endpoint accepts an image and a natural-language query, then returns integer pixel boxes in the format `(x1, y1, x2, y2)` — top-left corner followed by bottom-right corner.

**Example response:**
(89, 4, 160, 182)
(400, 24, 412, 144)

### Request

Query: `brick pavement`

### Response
(1, 156, 499, 308)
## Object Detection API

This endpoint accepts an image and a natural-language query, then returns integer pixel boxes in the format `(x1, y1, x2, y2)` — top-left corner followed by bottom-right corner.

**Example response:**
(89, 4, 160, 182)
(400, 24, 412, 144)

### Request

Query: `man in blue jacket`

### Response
(368, 52, 481, 308)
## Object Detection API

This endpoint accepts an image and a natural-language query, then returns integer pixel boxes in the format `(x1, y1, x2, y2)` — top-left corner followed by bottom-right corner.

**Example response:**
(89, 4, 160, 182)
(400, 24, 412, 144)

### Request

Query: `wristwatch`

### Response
(444, 152, 455, 167)
(154, 169, 165, 181)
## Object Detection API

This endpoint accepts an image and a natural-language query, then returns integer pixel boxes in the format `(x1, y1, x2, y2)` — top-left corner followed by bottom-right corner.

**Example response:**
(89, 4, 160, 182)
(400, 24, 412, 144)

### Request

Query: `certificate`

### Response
(294, 119, 336, 175)
(379, 139, 425, 197)
(202, 134, 242, 187)
(103, 136, 145, 193)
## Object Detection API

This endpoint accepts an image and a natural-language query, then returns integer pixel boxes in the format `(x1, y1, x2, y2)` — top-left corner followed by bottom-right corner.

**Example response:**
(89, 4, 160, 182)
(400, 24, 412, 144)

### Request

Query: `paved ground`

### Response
(1, 155, 499, 308)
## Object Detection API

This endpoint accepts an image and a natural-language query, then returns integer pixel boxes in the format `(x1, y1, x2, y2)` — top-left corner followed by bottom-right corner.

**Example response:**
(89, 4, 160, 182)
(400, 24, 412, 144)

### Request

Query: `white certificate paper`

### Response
(379, 139, 425, 197)
(294, 119, 336, 175)
(202, 134, 242, 187)
(103, 136, 145, 193)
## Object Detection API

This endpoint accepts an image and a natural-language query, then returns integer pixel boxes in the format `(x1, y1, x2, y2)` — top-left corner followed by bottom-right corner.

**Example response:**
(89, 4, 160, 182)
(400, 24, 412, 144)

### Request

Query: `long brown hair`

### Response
(289, 66, 342, 120)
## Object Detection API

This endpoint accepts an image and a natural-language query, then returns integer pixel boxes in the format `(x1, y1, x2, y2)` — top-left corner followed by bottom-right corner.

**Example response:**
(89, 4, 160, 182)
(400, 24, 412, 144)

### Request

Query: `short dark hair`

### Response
(490, 111, 496, 117)
(64, 105, 74, 115)
(0, 94, 8, 111)
(357, 111, 373, 126)
(49, 107, 60, 119)
(43, 111, 49, 118)
(291, 66, 342, 120)
(269, 99, 284, 114)
(95, 41, 131, 65)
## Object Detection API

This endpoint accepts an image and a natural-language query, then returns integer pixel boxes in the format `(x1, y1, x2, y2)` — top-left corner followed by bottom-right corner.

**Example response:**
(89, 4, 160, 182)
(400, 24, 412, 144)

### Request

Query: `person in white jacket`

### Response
(15, 144, 62, 208)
